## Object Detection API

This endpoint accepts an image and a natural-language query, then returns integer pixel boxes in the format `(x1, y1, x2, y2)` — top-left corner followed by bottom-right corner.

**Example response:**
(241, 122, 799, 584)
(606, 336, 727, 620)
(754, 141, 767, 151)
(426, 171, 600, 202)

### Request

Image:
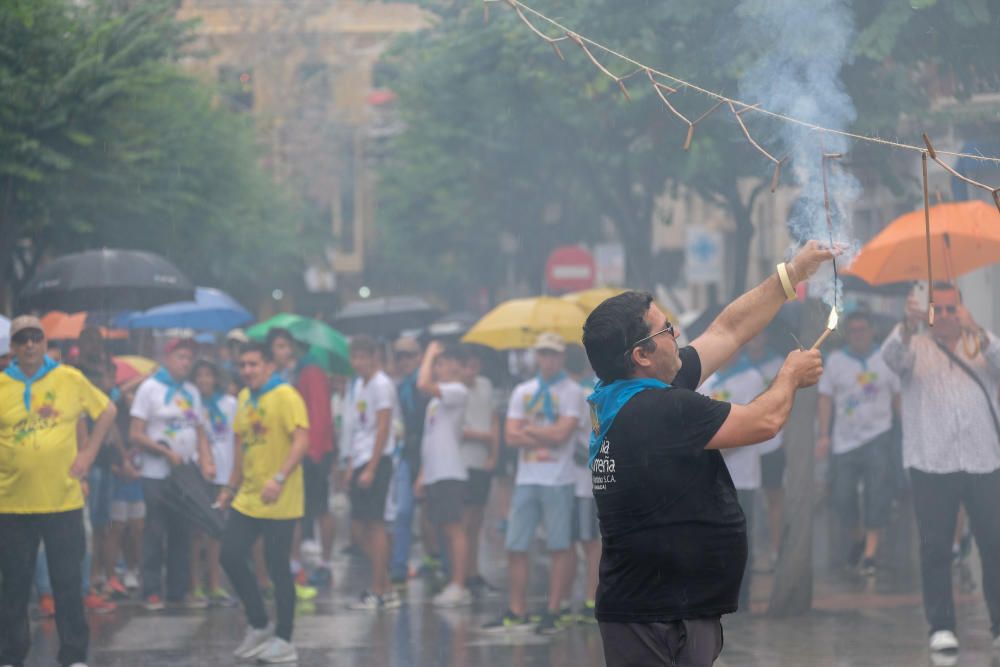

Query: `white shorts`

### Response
(110, 500, 146, 523)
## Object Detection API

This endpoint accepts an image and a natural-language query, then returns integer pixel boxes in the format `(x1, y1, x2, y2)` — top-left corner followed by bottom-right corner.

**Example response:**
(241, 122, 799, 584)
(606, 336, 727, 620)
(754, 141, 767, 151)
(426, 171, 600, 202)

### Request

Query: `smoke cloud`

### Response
(736, 0, 861, 307)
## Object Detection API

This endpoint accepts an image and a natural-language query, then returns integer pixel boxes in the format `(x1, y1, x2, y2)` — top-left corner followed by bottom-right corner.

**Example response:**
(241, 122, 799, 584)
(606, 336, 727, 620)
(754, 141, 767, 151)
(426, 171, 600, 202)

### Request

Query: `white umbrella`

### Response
(0, 315, 10, 355)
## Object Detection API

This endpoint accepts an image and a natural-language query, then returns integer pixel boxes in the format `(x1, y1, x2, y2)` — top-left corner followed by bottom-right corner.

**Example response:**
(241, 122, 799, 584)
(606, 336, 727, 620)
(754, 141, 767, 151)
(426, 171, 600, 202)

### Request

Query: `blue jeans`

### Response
(389, 459, 415, 580)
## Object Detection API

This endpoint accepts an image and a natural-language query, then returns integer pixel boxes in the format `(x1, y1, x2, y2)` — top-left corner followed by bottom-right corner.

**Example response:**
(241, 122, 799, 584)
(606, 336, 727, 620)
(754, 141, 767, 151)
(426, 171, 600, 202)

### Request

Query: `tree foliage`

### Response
(372, 0, 1000, 304)
(0, 0, 322, 307)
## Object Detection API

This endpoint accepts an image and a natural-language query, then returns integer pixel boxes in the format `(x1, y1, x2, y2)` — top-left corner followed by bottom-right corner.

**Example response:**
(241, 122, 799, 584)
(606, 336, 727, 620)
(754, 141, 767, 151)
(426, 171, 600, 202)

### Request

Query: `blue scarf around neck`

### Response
(205, 392, 227, 429)
(4, 356, 60, 410)
(397, 371, 417, 415)
(153, 367, 193, 406)
(843, 344, 879, 370)
(526, 371, 568, 423)
(249, 373, 286, 408)
(587, 378, 669, 467)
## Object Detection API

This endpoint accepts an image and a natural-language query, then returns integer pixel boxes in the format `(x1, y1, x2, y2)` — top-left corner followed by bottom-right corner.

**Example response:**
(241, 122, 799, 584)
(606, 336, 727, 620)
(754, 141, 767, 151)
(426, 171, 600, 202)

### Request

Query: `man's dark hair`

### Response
(193, 359, 221, 383)
(350, 335, 379, 356)
(845, 310, 873, 327)
(583, 291, 655, 383)
(453, 343, 482, 364)
(265, 327, 295, 350)
(240, 340, 272, 361)
(932, 281, 962, 300)
(436, 341, 462, 362)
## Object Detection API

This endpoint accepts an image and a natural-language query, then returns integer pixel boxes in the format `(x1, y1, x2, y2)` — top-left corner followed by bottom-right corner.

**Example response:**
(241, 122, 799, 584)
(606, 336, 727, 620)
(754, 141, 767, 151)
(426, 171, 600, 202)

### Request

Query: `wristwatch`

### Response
(273, 472, 286, 485)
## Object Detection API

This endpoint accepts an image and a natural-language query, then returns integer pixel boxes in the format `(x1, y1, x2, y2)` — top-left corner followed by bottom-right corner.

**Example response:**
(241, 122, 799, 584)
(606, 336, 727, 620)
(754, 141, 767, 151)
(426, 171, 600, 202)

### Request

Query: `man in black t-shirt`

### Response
(581, 241, 833, 667)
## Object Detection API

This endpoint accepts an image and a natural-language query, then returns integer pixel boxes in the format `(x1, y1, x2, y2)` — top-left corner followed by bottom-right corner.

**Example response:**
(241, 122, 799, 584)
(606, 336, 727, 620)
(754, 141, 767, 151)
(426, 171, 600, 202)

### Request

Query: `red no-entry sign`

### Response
(545, 245, 596, 293)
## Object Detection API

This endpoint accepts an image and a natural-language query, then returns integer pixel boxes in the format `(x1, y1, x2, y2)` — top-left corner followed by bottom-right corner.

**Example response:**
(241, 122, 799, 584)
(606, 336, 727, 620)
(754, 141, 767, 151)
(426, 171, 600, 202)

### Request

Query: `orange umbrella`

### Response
(113, 355, 157, 385)
(845, 200, 1000, 285)
(41, 312, 129, 341)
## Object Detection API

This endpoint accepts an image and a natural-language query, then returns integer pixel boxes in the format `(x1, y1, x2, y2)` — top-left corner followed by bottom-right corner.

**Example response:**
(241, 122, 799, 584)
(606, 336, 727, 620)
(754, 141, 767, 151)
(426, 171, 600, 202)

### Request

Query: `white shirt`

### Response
(699, 365, 766, 490)
(345, 370, 399, 470)
(882, 325, 1000, 474)
(131, 376, 205, 480)
(818, 347, 899, 455)
(460, 376, 495, 470)
(201, 394, 238, 485)
(750, 355, 785, 455)
(507, 375, 583, 487)
(421, 382, 469, 485)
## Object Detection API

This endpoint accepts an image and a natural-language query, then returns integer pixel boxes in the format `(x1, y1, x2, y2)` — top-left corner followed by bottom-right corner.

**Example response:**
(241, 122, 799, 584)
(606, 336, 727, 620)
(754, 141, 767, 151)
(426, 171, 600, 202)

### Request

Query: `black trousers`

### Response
(141, 477, 193, 601)
(599, 617, 724, 667)
(0, 510, 88, 667)
(909, 468, 1000, 636)
(220, 509, 297, 641)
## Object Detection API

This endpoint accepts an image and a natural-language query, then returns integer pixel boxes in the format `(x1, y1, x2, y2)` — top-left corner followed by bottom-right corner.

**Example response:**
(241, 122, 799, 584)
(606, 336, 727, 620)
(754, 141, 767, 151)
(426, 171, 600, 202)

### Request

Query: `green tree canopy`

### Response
(0, 0, 322, 308)
(372, 0, 1000, 304)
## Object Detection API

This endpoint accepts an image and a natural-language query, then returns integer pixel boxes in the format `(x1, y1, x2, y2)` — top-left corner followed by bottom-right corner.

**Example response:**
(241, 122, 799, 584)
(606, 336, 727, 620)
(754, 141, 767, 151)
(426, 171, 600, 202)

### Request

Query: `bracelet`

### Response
(776, 263, 797, 301)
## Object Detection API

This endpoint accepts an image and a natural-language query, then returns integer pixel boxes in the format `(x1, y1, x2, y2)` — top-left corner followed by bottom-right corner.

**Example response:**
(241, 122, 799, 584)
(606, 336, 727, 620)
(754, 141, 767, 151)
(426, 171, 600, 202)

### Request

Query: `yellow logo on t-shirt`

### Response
(13, 391, 62, 446)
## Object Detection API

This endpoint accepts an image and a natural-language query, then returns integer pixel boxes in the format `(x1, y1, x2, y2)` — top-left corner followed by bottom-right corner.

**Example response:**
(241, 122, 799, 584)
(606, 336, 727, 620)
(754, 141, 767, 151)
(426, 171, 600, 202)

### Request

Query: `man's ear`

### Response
(631, 346, 652, 369)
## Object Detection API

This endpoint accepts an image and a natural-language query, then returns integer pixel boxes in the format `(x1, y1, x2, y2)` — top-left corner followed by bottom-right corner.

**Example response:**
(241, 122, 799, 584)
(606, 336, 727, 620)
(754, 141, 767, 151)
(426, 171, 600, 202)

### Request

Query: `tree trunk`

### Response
(767, 299, 825, 615)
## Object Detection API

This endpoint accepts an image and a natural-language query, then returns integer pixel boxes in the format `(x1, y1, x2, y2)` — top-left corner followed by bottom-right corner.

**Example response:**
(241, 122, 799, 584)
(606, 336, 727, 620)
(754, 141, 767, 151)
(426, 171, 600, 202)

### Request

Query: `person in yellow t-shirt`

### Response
(216, 341, 309, 664)
(0, 315, 117, 667)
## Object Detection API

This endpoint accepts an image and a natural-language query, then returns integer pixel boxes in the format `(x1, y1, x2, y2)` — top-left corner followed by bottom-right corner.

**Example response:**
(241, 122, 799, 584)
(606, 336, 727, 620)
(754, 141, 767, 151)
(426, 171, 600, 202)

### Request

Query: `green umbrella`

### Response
(247, 314, 352, 376)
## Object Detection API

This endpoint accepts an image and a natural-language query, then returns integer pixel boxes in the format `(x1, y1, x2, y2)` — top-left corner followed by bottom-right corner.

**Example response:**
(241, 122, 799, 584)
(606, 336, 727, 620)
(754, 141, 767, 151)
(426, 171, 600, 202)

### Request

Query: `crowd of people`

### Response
(1, 273, 999, 666)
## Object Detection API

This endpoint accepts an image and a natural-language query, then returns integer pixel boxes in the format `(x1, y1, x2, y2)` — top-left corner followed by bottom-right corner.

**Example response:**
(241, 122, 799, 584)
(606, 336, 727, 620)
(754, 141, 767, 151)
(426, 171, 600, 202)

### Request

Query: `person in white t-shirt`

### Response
(129, 338, 214, 610)
(190, 359, 238, 606)
(482, 332, 584, 635)
(818, 310, 899, 576)
(565, 344, 601, 621)
(455, 345, 500, 597)
(343, 335, 400, 611)
(745, 332, 786, 566)
(699, 354, 766, 609)
(414, 341, 472, 607)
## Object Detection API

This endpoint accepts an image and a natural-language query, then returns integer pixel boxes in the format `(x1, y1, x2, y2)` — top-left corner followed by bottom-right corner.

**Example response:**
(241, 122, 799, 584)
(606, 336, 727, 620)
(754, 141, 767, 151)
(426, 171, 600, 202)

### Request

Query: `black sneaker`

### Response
(480, 609, 532, 633)
(535, 611, 564, 635)
(859, 557, 877, 577)
(466, 575, 502, 597)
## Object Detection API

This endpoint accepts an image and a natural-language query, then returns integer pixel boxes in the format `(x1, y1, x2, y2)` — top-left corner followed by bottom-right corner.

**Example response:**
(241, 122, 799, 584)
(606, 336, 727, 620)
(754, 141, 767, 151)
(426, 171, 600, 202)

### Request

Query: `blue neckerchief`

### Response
(587, 378, 670, 467)
(249, 373, 286, 408)
(205, 392, 227, 429)
(153, 367, 194, 406)
(714, 354, 755, 384)
(397, 371, 417, 415)
(843, 344, 879, 371)
(527, 371, 568, 423)
(4, 356, 60, 410)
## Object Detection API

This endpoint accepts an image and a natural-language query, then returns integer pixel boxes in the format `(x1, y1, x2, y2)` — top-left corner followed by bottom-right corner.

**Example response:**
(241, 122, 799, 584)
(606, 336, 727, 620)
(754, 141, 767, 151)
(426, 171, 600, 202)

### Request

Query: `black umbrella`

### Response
(19, 248, 195, 312)
(162, 462, 226, 539)
(333, 296, 441, 337)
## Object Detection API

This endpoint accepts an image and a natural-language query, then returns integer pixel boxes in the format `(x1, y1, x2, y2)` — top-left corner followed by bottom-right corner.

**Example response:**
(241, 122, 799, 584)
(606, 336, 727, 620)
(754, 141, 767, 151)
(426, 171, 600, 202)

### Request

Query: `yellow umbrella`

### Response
(462, 297, 587, 350)
(562, 288, 677, 323)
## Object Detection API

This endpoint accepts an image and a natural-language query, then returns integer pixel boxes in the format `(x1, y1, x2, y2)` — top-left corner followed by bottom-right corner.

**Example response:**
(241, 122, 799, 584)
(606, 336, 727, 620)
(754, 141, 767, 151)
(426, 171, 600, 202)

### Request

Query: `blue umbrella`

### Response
(118, 287, 252, 332)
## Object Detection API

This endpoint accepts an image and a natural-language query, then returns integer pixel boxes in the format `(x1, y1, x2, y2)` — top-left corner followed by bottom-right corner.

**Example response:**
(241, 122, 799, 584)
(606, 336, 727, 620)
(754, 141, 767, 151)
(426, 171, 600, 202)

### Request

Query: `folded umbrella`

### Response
(162, 462, 226, 539)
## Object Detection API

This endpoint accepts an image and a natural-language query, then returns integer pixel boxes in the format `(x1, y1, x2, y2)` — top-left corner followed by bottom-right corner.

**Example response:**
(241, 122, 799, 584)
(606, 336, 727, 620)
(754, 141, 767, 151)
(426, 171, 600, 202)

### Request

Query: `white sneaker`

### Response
(432, 583, 473, 608)
(382, 590, 402, 609)
(234, 623, 274, 659)
(123, 570, 139, 590)
(68, 663, 88, 667)
(929, 629, 959, 653)
(256, 637, 298, 663)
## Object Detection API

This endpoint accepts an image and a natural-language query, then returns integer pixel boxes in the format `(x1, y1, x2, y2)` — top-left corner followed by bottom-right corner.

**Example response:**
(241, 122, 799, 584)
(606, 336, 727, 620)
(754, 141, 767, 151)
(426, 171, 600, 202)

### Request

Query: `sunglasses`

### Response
(395, 351, 419, 359)
(933, 305, 958, 315)
(625, 322, 675, 357)
(12, 330, 44, 345)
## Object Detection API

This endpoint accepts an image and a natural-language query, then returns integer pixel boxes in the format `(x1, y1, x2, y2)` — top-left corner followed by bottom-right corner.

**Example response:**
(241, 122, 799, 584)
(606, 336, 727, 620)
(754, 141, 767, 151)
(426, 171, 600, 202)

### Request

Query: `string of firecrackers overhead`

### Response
(489, 0, 1000, 326)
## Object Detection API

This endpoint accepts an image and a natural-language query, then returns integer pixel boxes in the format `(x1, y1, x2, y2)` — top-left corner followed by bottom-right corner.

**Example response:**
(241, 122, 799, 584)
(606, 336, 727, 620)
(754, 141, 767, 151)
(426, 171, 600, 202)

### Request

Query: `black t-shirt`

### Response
(593, 346, 745, 623)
